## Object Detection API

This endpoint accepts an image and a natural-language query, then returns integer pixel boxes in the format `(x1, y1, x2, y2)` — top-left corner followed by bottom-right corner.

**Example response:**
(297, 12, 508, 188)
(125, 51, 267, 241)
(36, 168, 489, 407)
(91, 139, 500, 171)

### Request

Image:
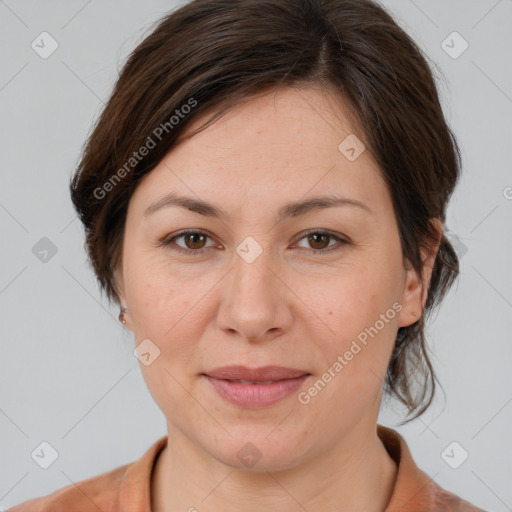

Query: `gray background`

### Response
(1, 0, 511, 510)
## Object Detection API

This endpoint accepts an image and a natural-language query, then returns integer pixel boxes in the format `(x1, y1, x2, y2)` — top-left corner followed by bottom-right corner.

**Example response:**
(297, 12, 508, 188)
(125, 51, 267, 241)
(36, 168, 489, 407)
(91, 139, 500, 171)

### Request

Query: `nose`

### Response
(215, 246, 293, 343)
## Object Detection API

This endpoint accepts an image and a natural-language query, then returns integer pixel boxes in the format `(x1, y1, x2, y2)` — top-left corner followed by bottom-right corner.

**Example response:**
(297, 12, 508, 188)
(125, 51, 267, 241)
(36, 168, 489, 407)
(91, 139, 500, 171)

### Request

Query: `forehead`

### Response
(129, 86, 391, 220)
(177, 85, 361, 158)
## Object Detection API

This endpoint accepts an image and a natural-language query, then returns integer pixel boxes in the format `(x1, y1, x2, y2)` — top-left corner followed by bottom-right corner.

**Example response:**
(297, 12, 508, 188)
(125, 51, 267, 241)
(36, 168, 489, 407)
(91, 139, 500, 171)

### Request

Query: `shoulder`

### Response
(377, 425, 487, 512)
(6, 463, 129, 512)
(425, 479, 487, 511)
(6, 435, 167, 512)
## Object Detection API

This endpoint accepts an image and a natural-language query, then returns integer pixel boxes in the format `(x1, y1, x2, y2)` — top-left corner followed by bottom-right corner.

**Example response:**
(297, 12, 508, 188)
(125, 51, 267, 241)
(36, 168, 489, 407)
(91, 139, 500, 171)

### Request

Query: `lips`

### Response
(204, 365, 309, 382)
(202, 366, 310, 408)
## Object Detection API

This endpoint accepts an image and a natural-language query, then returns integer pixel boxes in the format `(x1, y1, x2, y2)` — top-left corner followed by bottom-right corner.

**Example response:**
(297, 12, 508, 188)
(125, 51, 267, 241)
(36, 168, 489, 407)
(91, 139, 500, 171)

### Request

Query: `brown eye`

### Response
(160, 230, 216, 255)
(307, 232, 331, 250)
(183, 232, 207, 250)
(295, 230, 349, 254)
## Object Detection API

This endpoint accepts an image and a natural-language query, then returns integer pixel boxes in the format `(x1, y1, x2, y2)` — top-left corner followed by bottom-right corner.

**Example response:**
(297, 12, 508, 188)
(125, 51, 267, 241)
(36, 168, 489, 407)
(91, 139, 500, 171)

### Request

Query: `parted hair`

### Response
(70, 0, 462, 421)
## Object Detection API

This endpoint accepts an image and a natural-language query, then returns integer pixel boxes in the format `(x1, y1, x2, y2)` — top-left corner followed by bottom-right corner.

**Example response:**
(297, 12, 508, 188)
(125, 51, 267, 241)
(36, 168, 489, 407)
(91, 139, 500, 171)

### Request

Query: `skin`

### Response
(116, 85, 441, 512)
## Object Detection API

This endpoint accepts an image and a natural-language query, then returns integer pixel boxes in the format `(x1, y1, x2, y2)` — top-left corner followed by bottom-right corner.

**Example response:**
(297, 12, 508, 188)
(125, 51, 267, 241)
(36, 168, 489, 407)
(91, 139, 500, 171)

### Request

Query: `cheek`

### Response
(124, 247, 190, 324)
(129, 271, 201, 411)
(302, 264, 397, 332)
(297, 265, 398, 380)
(124, 253, 210, 367)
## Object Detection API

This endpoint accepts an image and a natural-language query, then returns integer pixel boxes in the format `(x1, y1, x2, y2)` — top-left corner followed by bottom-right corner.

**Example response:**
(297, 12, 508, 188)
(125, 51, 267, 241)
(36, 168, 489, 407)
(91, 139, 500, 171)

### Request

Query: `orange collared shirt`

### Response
(7, 425, 486, 511)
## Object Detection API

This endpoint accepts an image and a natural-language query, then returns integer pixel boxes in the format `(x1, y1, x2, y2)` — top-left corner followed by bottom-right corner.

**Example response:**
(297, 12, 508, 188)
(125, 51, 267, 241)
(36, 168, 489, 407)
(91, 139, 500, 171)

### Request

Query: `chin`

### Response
(202, 432, 307, 473)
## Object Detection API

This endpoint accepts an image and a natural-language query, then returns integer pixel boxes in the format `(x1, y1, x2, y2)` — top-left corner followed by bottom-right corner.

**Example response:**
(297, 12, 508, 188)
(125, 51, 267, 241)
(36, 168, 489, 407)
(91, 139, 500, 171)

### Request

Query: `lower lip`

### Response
(204, 375, 309, 408)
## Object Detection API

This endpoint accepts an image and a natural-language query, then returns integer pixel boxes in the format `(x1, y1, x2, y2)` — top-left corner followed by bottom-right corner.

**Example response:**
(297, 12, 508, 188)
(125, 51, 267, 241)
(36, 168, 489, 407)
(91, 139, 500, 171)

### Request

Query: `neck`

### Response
(151, 422, 397, 512)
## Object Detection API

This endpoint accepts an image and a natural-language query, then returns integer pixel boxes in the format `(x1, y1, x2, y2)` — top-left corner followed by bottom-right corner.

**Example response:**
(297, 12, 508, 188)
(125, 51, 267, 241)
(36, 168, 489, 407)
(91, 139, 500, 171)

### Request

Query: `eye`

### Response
(159, 230, 218, 255)
(294, 230, 350, 254)
(158, 229, 349, 256)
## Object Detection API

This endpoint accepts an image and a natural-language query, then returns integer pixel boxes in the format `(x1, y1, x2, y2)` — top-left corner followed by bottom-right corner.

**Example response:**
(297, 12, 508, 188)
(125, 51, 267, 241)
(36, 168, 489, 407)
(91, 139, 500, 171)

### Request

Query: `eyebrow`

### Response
(143, 192, 372, 221)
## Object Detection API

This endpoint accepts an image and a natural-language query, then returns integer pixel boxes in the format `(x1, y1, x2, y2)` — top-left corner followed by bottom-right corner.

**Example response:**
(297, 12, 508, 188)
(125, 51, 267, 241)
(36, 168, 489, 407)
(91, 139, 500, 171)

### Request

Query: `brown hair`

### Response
(70, 0, 461, 421)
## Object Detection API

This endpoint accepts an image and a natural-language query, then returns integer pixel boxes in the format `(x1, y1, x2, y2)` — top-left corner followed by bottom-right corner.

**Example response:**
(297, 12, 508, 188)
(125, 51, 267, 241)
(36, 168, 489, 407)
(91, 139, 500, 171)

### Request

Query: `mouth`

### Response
(204, 365, 309, 381)
(222, 379, 285, 385)
(202, 366, 310, 408)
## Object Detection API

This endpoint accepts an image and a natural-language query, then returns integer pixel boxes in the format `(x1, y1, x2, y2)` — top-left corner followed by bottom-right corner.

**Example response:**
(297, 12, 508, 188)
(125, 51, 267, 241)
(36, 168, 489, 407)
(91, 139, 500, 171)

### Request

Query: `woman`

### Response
(9, 0, 486, 510)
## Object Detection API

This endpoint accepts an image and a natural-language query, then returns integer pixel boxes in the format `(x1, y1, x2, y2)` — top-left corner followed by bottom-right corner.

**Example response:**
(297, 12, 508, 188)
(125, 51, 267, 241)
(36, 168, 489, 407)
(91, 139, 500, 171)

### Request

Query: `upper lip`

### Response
(204, 365, 309, 381)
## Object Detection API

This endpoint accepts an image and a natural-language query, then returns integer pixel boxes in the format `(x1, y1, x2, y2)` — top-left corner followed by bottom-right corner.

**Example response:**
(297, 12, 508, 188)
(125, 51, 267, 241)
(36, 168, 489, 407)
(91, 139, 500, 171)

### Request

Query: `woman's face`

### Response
(118, 86, 429, 470)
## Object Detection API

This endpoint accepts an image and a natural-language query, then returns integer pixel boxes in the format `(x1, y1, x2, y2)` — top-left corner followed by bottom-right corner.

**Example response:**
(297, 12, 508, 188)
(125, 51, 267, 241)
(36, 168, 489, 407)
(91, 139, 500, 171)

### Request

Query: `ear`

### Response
(397, 218, 442, 328)
(114, 265, 132, 331)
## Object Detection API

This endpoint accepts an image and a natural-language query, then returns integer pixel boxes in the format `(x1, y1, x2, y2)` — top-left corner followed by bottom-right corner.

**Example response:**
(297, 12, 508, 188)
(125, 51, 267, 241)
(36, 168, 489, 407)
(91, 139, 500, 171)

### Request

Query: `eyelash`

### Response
(158, 229, 350, 256)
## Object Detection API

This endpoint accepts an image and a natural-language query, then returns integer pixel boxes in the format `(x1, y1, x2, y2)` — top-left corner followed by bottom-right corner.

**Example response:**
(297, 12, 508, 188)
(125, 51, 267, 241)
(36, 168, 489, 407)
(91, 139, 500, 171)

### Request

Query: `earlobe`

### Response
(118, 306, 133, 332)
(119, 306, 127, 324)
(398, 266, 424, 328)
(113, 266, 132, 330)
